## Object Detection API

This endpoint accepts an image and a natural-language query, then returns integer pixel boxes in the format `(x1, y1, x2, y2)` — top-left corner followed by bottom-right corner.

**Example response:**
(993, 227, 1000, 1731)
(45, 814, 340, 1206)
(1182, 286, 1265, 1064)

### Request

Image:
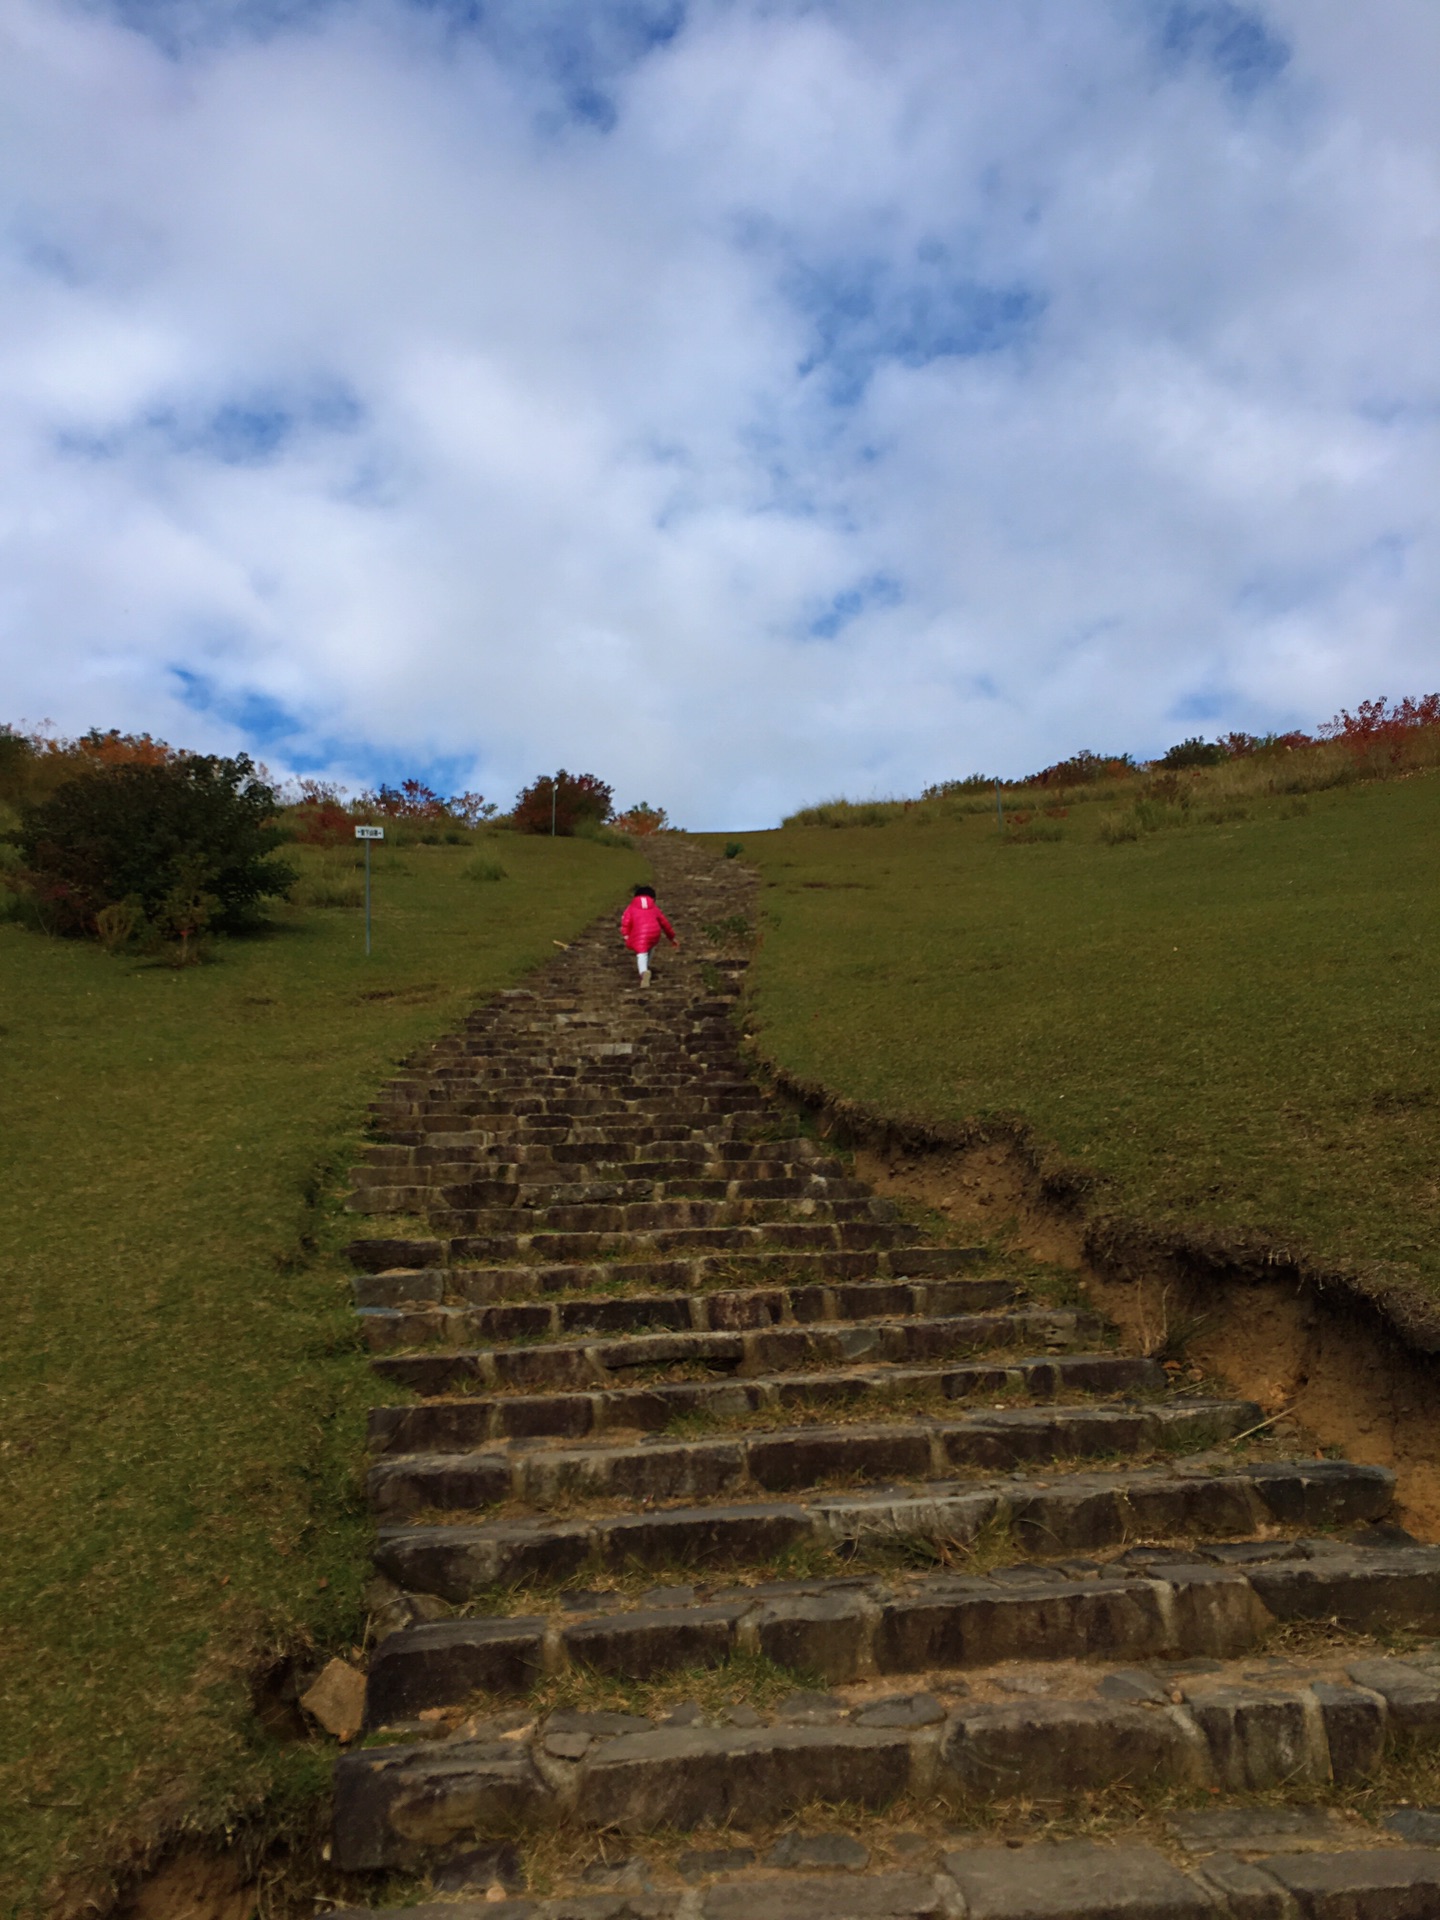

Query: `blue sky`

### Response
(1, 0, 1437, 825)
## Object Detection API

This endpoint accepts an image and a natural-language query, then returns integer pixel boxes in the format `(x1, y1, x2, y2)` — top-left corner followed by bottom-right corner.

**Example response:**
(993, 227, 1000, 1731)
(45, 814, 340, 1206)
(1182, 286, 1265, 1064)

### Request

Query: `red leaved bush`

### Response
(1321, 695, 1440, 761)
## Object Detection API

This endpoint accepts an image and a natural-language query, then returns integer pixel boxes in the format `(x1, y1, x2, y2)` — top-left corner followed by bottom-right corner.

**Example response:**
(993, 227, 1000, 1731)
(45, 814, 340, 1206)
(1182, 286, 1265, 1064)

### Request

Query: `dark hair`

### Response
(632, 883, 655, 898)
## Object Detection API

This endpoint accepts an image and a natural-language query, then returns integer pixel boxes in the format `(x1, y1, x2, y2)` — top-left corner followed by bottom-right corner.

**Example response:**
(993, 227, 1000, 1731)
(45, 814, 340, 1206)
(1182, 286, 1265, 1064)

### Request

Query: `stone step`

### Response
(351, 1245, 986, 1309)
(327, 1843, 1440, 1919)
(352, 1148, 841, 1181)
(356, 1273, 1016, 1352)
(368, 1308, 1108, 1396)
(362, 1541, 1440, 1723)
(332, 1642, 1440, 1868)
(440, 1219, 962, 1267)
(374, 1459, 1395, 1598)
(349, 1174, 867, 1211)
(359, 1137, 825, 1167)
(367, 1353, 1167, 1451)
(372, 1093, 771, 1122)
(366, 1399, 1258, 1519)
(359, 1196, 891, 1233)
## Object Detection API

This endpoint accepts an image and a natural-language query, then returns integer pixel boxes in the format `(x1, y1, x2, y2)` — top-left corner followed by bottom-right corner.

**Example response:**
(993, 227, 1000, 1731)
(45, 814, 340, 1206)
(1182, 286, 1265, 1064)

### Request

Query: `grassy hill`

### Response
(0, 832, 644, 1917)
(718, 767, 1440, 1320)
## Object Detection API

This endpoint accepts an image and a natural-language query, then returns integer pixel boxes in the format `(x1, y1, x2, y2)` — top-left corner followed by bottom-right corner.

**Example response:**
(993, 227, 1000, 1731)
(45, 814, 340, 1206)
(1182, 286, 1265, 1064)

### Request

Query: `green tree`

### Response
(16, 754, 296, 941)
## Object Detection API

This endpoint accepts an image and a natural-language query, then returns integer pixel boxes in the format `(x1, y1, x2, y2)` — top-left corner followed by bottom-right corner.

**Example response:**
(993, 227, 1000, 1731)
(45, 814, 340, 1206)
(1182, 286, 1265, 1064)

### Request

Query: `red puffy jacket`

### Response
(620, 894, 677, 953)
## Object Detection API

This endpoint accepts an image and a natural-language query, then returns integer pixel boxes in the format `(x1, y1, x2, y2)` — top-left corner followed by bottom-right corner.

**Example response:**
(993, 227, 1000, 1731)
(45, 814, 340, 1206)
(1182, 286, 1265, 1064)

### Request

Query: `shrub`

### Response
(921, 774, 996, 799)
(463, 857, 508, 883)
(15, 754, 296, 941)
(511, 770, 614, 836)
(613, 801, 669, 836)
(1321, 694, 1440, 763)
(1029, 749, 1137, 789)
(1158, 736, 1228, 769)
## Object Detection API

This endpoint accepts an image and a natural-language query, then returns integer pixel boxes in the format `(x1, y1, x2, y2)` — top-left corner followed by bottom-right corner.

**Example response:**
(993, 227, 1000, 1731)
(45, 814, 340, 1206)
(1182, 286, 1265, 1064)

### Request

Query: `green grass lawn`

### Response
(0, 833, 645, 1917)
(716, 771, 1440, 1307)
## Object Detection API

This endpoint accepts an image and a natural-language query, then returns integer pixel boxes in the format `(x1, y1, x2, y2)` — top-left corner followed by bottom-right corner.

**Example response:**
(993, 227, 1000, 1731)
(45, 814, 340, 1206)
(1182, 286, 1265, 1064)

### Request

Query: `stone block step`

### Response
(349, 1175, 868, 1214)
(368, 1353, 1164, 1452)
(436, 1219, 919, 1265)
(327, 1842, 1440, 1920)
(363, 1542, 1440, 1723)
(366, 1399, 1258, 1519)
(374, 1458, 1394, 1598)
(351, 1244, 984, 1304)
(356, 1140, 828, 1174)
(356, 1274, 1016, 1353)
(392, 1197, 891, 1236)
(350, 1155, 845, 1193)
(368, 1308, 1106, 1396)
(332, 1643, 1438, 1867)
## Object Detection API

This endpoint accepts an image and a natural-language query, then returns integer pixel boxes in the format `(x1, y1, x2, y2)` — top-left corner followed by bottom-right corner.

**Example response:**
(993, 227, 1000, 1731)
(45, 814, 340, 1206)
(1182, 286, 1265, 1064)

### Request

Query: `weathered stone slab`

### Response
(1312, 1682, 1387, 1784)
(700, 1874, 946, 1920)
(943, 1700, 1205, 1799)
(942, 1840, 1215, 1917)
(1263, 1848, 1440, 1916)
(1249, 1548, 1440, 1631)
(562, 1604, 743, 1678)
(572, 1724, 914, 1830)
(332, 1739, 546, 1871)
(365, 1617, 547, 1725)
(750, 1589, 870, 1681)
(1348, 1660, 1440, 1734)
(1183, 1685, 1326, 1791)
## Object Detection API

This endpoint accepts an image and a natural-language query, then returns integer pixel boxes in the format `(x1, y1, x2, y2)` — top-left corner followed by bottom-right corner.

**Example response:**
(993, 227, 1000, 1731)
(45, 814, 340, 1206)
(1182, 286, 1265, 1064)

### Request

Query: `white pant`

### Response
(636, 949, 650, 975)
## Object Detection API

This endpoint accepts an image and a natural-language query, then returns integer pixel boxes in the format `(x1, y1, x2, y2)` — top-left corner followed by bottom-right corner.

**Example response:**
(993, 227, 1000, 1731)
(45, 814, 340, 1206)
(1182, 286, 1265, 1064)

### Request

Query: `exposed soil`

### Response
(852, 1129, 1440, 1543)
(113, 1853, 255, 1920)
(854, 1139, 1086, 1269)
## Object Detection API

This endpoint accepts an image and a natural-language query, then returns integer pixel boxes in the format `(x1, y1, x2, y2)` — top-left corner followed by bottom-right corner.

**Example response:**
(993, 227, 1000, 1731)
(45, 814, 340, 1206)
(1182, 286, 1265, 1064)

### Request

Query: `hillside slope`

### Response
(726, 772, 1440, 1315)
(0, 833, 643, 1917)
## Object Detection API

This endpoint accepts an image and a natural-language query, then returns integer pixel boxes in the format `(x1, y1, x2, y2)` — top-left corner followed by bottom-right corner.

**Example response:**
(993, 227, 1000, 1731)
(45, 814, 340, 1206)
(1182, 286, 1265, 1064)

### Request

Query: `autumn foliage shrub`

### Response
(613, 801, 669, 836)
(511, 770, 614, 836)
(15, 754, 295, 943)
(1322, 694, 1440, 762)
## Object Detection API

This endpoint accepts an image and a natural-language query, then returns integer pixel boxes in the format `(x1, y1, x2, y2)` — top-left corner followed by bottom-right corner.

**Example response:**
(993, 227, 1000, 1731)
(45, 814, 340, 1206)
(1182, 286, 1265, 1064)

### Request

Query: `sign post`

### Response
(355, 825, 384, 954)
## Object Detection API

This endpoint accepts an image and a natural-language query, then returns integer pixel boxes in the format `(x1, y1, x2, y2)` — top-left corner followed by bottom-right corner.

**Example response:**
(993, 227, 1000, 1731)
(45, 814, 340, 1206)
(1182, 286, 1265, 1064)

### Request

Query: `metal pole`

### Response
(551, 777, 557, 837)
(365, 840, 372, 955)
(995, 779, 1004, 833)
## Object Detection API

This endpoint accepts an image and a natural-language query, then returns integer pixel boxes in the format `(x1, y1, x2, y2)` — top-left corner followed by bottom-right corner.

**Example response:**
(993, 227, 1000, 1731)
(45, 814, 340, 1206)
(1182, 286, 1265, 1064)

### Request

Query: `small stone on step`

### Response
(548, 1709, 653, 1736)
(299, 1658, 367, 1741)
(852, 1692, 946, 1729)
(544, 1731, 592, 1759)
(764, 1832, 870, 1871)
(1097, 1670, 1165, 1705)
(1384, 1807, 1440, 1845)
(679, 1847, 757, 1881)
(720, 1702, 764, 1727)
(994, 1672, 1053, 1697)
(580, 1857, 654, 1891)
(1168, 1807, 1348, 1853)
(664, 1701, 706, 1726)
(775, 1690, 847, 1723)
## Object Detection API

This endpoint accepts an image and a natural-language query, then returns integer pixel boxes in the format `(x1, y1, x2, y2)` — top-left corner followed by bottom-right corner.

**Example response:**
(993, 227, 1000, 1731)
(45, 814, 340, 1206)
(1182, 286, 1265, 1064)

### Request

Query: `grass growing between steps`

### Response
(712, 770, 1440, 1313)
(0, 834, 646, 1918)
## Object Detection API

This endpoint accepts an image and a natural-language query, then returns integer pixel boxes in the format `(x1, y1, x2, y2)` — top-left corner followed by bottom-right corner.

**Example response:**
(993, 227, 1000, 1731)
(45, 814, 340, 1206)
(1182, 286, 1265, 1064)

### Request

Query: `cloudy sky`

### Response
(1, 0, 1436, 826)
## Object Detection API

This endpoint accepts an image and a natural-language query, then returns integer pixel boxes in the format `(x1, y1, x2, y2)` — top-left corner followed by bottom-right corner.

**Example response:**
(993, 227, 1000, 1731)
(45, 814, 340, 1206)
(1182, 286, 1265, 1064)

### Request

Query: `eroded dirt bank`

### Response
(848, 1125, 1440, 1540)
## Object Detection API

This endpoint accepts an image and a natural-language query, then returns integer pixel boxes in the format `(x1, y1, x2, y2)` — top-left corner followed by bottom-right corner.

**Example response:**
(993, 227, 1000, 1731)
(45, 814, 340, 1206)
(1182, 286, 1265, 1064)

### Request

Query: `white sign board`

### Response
(355, 825, 385, 840)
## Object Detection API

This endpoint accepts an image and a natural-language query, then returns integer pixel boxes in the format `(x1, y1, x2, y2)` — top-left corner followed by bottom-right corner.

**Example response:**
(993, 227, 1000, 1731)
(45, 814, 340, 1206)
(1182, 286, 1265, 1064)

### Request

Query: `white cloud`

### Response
(0, 0, 1436, 823)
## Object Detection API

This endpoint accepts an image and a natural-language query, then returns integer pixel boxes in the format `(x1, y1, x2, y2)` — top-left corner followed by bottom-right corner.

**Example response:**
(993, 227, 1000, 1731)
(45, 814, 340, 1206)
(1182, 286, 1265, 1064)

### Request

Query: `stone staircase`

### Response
(331, 840, 1440, 1919)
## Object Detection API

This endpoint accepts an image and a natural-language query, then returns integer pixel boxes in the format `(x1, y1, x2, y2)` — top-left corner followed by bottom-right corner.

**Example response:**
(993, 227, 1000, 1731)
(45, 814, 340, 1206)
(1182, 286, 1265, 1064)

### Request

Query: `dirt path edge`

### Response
(752, 1052, 1440, 1540)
